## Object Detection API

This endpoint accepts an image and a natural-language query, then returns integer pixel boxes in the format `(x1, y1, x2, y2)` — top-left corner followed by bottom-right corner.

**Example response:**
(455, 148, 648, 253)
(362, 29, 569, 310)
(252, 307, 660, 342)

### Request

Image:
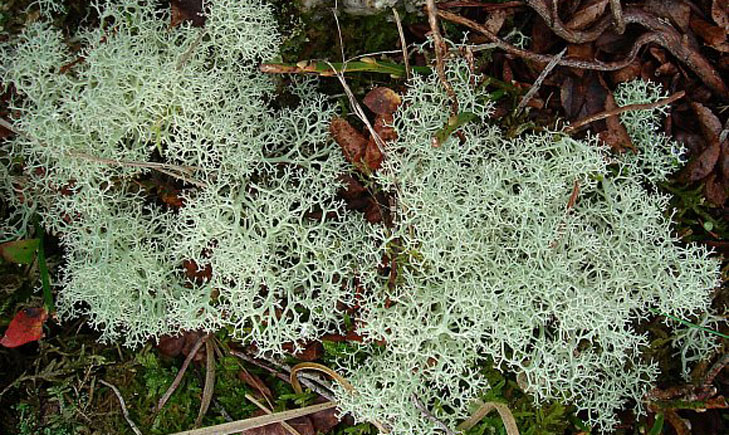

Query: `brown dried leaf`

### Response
(337, 175, 366, 200)
(690, 16, 729, 53)
(183, 259, 212, 284)
(157, 334, 186, 358)
(293, 341, 323, 362)
(364, 198, 382, 224)
(239, 369, 274, 401)
(720, 138, 729, 179)
(681, 138, 720, 181)
(363, 139, 384, 171)
(530, 16, 557, 53)
(704, 173, 728, 205)
(309, 405, 341, 434)
(181, 331, 206, 362)
(599, 76, 633, 152)
(644, 0, 691, 31)
(484, 10, 507, 34)
(374, 114, 397, 142)
(680, 103, 722, 181)
(693, 102, 722, 142)
(243, 412, 315, 435)
(330, 117, 367, 164)
(362, 87, 402, 115)
(170, 0, 206, 27)
(610, 60, 642, 83)
(713, 0, 729, 31)
(566, 0, 609, 30)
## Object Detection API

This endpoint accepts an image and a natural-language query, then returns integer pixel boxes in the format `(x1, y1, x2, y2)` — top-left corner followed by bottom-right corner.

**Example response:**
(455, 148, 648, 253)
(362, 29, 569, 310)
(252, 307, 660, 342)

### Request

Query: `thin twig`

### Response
(392, 8, 411, 80)
(195, 339, 216, 427)
(703, 353, 729, 389)
(245, 393, 302, 435)
(99, 379, 143, 435)
(333, 0, 346, 64)
(326, 61, 388, 155)
(230, 350, 336, 401)
(426, 0, 459, 114)
(437, 9, 658, 72)
(176, 30, 205, 70)
(515, 47, 565, 115)
(609, 0, 625, 34)
(564, 90, 685, 133)
(411, 394, 457, 435)
(1, 117, 208, 188)
(170, 402, 338, 435)
(290, 362, 355, 394)
(438, 0, 524, 9)
(456, 401, 520, 435)
(157, 334, 209, 413)
(524, 1, 729, 97)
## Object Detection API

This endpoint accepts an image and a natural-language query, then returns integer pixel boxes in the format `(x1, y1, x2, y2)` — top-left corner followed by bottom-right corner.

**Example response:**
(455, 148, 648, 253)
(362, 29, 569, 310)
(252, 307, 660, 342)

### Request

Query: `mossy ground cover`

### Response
(1, 1, 729, 434)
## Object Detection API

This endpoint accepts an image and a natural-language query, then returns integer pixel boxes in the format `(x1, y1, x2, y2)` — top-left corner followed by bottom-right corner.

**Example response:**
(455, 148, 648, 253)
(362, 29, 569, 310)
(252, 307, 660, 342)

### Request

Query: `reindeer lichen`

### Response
(333, 64, 720, 432)
(0, 1, 721, 432)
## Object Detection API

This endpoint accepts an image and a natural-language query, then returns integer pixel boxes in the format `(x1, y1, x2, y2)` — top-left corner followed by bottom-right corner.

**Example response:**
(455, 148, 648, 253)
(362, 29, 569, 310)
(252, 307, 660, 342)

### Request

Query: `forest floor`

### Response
(2, 0, 729, 434)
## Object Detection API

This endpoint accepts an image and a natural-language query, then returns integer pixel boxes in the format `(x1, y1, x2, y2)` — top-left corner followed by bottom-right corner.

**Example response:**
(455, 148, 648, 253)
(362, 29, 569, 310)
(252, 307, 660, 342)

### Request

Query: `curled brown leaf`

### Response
(362, 87, 402, 115)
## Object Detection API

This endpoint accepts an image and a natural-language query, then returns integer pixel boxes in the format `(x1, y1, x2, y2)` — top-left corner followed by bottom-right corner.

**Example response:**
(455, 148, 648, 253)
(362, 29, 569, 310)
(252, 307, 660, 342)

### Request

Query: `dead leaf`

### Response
(364, 198, 383, 224)
(183, 259, 212, 284)
(690, 16, 729, 53)
(483, 10, 507, 34)
(704, 173, 728, 205)
(363, 139, 384, 171)
(0, 307, 48, 348)
(374, 114, 397, 142)
(530, 16, 557, 53)
(566, 0, 609, 30)
(157, 334, 186, 357)
(362, 87, 402, 115)
(611, 60, 642, 83)
(338, 175, 366, 200)
(693, 102, 722, 142)
(239, 369, 274, 402)
(598, 75, 633, 152)
(330, 117, 367, 164)
(680, 103, 723, 182)
(181, 331, 206, 362)
(243, 411, 315, 435)
(644, 0, 691, 31)
(170, 0, 206, 27)
(713, 0, 729, 31)
(283, 341, 323, 362)
(309, 403, 341, 434)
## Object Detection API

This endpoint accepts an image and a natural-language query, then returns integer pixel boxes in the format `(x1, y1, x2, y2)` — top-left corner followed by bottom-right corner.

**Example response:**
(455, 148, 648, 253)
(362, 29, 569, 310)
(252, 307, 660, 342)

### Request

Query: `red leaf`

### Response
(1, 307, 48, 348)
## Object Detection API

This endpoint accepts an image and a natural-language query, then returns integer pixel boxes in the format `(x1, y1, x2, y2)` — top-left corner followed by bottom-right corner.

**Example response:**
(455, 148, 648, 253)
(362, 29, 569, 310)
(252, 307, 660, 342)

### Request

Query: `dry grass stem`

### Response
(99, 379, 143, 435)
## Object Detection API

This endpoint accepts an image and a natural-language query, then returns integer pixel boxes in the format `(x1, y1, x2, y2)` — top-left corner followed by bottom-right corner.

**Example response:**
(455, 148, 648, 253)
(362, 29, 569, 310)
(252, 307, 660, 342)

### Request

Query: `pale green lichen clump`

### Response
(334, 64, 719, 432)
(0, 0, 381, 352)
(0, 1, 721, 432)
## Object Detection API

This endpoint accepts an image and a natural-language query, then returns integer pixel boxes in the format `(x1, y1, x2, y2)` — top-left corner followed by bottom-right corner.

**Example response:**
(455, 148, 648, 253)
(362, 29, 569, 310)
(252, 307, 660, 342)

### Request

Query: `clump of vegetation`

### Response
(0, 0, 722, 433)
(1, 0, 380, 350)
(333, 64, 719, 432)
